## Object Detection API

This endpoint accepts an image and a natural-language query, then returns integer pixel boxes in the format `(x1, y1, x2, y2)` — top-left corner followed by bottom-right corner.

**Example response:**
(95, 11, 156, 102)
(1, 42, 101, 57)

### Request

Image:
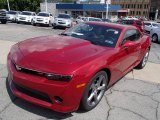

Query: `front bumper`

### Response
(0, 16, 7, 20)
(53, 21, 72, 27)
(17, 19, 32, 23)
(7, 54, 85, 113)
(35, 20, 49, 24)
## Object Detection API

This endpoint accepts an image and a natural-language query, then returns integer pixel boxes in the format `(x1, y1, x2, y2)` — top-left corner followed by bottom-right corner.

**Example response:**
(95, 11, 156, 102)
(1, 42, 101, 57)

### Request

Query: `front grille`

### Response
(12, 61, 45, 77)
(13, 82, 53, 103)
(20, 17, 26, 20)
(37, 20, 43, 22)
(58, 22, 65, 24)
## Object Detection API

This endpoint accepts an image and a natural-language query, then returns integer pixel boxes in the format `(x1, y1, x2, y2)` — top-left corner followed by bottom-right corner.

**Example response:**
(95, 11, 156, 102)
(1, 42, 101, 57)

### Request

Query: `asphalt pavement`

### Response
(0, 23, 160, 120)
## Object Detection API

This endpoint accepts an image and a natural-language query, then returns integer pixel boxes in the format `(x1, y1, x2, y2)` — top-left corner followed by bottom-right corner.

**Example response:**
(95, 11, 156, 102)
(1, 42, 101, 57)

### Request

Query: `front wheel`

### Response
(1, 20, 7, 24)
(152, 34, 158, 43)
(136, 49, 150, 69)
(80, 71, 108, 111)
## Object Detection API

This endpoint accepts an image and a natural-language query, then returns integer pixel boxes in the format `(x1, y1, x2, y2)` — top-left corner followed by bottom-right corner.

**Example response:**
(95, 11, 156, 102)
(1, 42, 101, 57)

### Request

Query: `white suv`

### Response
(17, 11, 36, 24)
(52, 13, 73, 28)
(33, 12, 53, 26)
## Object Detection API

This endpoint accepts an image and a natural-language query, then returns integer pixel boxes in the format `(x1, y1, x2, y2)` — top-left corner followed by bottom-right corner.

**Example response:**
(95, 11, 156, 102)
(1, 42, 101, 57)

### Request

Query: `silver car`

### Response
(52, 13, 73, 28)
(150, 25, 160, 43)
(85, 17, 102, 22)
(7, 10, 20, 22)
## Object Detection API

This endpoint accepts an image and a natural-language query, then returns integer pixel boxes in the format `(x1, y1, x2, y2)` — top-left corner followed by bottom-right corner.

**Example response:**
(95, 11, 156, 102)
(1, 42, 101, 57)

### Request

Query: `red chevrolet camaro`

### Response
(7, 22, 151, 113)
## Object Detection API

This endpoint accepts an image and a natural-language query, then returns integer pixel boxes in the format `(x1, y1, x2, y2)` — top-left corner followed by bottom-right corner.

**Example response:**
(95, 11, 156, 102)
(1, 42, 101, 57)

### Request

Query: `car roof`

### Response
(122, 19, 143, 22)
(22, 11, 35, 13)
(86, 21, 137, 30)
(38, 12, 50, 14)
(58, 13, 70, 15)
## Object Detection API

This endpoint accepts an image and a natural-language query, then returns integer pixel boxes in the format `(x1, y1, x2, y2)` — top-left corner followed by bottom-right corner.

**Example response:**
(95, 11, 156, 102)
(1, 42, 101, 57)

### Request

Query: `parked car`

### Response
(33, 12, 53, 26)
(85, 17, 102, 22)
(124, 16, 138, 20)
(118, 19, 144, 32)
(52, 13, 73, 28)
(7, 22, 151, 113)
(7, 10, 21, 22)
(16, 11, 36, 24)
(144, 21, 160, 34)
(101, 18, 111, 22)
(0, 9, 7, 24)
(76, 16, 86, 23)
(150, 27, 160, 43)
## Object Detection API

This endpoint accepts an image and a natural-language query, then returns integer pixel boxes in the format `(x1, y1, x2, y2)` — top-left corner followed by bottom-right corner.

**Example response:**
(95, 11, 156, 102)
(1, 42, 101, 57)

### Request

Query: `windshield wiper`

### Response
(60, 33, 70, 36)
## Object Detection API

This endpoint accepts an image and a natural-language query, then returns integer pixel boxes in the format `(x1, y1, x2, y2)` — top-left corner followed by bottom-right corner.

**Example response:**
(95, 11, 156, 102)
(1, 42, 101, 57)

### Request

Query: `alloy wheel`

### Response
(87, 74, 106, 107)
(142, 50, 149, 67)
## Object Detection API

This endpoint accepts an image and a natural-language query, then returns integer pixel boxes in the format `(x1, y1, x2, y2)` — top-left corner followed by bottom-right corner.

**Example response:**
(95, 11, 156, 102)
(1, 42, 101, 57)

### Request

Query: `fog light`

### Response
(54, 96, 63, 103)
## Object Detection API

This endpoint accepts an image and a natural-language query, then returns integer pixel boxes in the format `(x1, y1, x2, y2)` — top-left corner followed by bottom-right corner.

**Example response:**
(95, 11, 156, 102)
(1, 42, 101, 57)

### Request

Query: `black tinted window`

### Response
(123, 29, 141, 42)
(136, 21, 142, 25)
(21, 12, 32, 15)
(37, 13, 49, 17)
(58, 14, 71, 19)
(122, 20, 134, 25)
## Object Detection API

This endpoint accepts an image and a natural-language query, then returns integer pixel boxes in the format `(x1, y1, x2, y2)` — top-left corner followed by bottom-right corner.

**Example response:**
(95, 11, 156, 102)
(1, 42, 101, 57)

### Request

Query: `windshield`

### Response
(7, 11, 17, 14)
(152, 23, 160, 27)
(62, 23, 121, 48)
(21, 12, 32, 15)
(37, 13, 49, 17)
(57, 14, 71, 19)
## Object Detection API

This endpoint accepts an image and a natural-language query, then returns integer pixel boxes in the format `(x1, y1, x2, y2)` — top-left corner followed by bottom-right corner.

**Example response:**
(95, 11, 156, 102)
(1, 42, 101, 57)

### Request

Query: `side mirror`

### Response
(122, 40, 134, 48)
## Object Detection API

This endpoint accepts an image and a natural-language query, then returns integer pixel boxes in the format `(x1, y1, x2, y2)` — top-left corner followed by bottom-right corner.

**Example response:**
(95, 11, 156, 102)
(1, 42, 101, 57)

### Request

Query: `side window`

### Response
(122, 29, 141, 44)
(136, 21, 142, 25)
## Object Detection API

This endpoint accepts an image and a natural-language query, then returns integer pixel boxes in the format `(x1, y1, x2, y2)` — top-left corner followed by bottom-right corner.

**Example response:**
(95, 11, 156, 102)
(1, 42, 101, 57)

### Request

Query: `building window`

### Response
(137, 11, 139, 15)
(140, 5, 142, 9)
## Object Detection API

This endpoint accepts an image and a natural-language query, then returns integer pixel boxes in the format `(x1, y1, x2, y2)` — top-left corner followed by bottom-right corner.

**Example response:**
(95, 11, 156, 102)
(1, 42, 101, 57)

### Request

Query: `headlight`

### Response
(45, 18, 49, 20)
(45, 73, 72, 81)
(66, 20, 71, 23)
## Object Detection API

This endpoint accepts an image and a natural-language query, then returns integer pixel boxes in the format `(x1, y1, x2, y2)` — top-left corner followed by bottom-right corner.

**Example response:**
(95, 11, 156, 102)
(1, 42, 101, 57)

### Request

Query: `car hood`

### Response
(35, 16, 47, 19)
(7, 14, 16, 17)
(15, 35, 110, 74)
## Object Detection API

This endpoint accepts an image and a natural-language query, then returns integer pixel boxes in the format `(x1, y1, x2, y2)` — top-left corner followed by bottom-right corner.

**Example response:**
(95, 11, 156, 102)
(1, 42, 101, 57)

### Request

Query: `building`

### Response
(111, 0, 150, 18)
(40, 0, 121, 20)
(150, 0, 160, 20)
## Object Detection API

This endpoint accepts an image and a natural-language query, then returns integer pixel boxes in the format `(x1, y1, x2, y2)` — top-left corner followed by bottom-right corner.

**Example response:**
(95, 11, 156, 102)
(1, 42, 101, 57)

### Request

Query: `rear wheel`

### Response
(80, 71, 108, 111)
(136, 49, 149, 69)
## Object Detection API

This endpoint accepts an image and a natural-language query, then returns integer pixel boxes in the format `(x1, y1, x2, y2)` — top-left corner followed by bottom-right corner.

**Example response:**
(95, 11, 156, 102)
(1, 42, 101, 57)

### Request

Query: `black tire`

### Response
(48, 21, 51, 27)
(31, 19, 34, 25)
(136, 49, 150, 69)
(33, 23, 36, 26)
(80, 71, 108, 111)
(17, 21, 20, 24)
(53, 26, 56, 29)
(152, 34, 158, 43)
(1, 20, 7, 24)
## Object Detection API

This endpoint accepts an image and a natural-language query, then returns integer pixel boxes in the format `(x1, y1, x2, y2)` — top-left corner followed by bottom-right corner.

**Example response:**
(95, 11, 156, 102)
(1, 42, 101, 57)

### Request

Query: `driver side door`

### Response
(117, 29, 142, 75)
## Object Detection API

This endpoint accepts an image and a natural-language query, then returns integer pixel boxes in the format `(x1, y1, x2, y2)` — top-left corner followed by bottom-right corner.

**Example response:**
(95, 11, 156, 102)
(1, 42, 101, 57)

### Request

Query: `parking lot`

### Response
(0, 23, 160, 120)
